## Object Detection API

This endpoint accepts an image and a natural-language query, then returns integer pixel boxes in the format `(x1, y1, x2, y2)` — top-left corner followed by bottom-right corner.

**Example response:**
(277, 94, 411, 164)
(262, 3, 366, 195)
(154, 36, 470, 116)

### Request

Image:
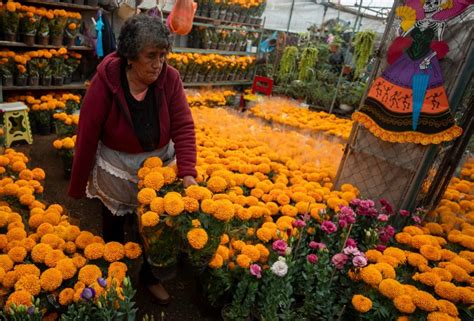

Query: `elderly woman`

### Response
(68, 14, 197, 303)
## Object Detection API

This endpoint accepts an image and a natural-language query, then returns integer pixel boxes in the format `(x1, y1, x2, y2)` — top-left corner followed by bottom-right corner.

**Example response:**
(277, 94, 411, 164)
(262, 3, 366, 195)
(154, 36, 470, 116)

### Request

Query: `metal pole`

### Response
(329, 0, 363, 114)
(320, 4, 329, 39)
(286, 0, 296, 35)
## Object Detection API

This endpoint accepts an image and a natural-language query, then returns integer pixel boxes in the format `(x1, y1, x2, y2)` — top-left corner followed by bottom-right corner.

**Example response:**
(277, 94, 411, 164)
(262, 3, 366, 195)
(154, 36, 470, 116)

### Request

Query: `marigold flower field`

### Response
(1, 90, 472, 320)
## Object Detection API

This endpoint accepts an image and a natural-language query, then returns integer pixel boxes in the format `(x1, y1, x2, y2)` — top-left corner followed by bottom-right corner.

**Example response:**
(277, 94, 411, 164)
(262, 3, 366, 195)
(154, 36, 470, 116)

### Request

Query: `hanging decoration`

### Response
(352, 0, 472, 145)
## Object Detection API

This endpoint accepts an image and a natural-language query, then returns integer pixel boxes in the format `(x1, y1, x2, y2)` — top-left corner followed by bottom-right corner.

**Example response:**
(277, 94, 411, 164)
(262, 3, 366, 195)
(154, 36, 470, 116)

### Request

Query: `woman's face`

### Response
(129, 45, 168, 85)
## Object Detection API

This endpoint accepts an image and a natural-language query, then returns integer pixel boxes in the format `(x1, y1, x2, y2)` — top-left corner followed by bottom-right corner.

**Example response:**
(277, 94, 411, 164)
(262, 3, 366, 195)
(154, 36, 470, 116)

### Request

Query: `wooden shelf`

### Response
(162, 10, 263, 28)
(0, 40, 92, 51)
(184, 80, 252, 87)
(20, 0, 100, 11)
(173, 47, 256, 56)
(1, 83, 87, 91)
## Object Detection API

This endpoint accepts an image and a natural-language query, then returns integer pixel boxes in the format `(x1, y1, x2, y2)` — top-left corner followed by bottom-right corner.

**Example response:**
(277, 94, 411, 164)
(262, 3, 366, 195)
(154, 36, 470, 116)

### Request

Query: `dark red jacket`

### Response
(68, 52, 196, 198)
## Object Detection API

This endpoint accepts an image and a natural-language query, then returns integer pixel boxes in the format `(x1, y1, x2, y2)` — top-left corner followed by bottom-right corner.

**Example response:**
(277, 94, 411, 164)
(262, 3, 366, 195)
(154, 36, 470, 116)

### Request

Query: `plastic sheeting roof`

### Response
(139, 0, 391, 33)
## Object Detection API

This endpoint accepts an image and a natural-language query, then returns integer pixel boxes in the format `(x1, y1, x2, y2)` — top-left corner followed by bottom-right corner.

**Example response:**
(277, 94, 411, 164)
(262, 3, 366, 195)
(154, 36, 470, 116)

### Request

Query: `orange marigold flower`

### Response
(149, 197, 165, 214)
(5, 290, 33, 311)
(434, 281, 460, 302)
(393, 295, 416, 314)
(14, 264, 40, 279)
(84, 243, 105, 260)
(6, 227, 26, 242)
(383, 247, 407, 264)
(137, 188, 157, 205)
(71, 254, 86, 269)
(40, 268, 63, 292)
(143, 157, 163, 169)
(420, 245, 442, 261)
(59, 288, 75, 306)
(436, 299, 458, 317)
(41, 233, 65, 249)
(241, 245, 260, 262)
(103, 242, 125, 262)
(207, 176, 228, 193)
(208, 253, 224, 269)
(187, 228, 208, 249)
(75, 231, 95, 249)
(236, 254, 251, 268)
(407, 252, 428, 268)
(366, 249, 383, 263)
(55, 258, 77, 280)
(426, 312, 457, 321)
(44, 249, 66, 268)
(14, 274, 41, 296)
(411, 290, 438, 312)
(8, 246, 27, 263)
(141, 211, 159, 227)
(443, 264, 470, 283)
(143, 172, 165, 191)
(124, 242, 142, 260)
(212, 199, 235, 221)
(379, 279, 405, 299)
(164, 192, 185, 216)
(183, 197, 199, 213)
(78, 265, 102, 286)
(374, 262, 396, 279)
(413, 272, 442, 287)
(0, 254, 14, 272)
(256, 227, 273, 243)
(360, 264, 383, 286)
(351, 294, 372, 313)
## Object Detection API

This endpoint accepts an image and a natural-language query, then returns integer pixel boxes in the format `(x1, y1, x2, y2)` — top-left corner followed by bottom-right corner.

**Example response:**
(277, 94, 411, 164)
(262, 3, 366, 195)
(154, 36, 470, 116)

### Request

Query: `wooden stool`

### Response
(0, 102, 33, 147)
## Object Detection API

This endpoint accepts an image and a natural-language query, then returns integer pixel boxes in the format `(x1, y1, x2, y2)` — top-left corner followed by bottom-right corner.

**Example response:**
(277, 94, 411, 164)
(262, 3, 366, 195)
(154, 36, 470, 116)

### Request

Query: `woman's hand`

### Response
(183, 175, 197, 188)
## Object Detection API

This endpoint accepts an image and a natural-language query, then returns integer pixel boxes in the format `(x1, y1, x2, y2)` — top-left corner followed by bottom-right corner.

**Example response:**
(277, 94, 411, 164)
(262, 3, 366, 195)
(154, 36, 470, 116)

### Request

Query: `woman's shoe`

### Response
(147, 283, 171, 305)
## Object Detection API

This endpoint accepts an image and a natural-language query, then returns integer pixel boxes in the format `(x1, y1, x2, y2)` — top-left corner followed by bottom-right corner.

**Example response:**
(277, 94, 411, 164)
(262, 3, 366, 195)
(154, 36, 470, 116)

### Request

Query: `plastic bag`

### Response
(167, 0, 197, 35)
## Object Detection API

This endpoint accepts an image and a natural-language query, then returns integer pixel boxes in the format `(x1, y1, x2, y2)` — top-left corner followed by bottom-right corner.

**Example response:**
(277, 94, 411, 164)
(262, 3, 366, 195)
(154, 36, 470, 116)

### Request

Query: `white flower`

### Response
(285, 247, 292, 256)
(271, 259, 288, 277)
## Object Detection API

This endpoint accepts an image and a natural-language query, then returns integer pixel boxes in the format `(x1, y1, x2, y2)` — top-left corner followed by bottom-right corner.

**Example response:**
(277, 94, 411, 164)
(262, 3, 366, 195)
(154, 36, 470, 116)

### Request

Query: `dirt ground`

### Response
(15, 134, 221, 321)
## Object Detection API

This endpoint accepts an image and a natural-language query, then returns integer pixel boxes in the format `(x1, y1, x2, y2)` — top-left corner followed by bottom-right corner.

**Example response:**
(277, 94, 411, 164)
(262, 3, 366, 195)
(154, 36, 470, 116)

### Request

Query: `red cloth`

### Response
(430, 41, 449, 59)
(68, 52, 197, 198)
(387, 37, 413, 65)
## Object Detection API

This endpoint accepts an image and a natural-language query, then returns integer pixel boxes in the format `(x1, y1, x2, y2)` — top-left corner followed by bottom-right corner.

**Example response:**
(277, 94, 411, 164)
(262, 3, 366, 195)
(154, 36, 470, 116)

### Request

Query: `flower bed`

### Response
(350, 162, 474, 321)
(249, 97, 353, 141)
(0, 148, 142, 319)
(186, 89, 236, 107)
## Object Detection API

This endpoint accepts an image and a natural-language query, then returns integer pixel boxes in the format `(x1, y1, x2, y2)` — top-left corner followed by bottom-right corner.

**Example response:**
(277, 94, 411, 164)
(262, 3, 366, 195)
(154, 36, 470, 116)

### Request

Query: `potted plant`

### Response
(14, 55, 29, 86)
(64, 52, 81, 84)
(19, 6, 40, 46)
(27, 57, 40, 86)
(64, 12, 81, 47)
(0, 57, 14, 87)
(2, 1, 20, 42)
(50, 48, 67, 85)
(37, 50, 53, 86)
(49, 9, 68, 46)
(36, 9, 53, 45)
(209, 0, 221, 19)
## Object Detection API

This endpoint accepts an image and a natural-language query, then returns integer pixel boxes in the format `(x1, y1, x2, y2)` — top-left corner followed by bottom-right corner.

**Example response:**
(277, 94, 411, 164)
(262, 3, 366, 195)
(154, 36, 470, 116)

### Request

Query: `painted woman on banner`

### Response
(352, 0, 473, 145)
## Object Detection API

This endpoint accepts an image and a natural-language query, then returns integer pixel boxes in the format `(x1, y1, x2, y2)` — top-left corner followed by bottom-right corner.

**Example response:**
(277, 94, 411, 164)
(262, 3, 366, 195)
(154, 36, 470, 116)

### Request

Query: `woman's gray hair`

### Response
(117, 14, 172, 60)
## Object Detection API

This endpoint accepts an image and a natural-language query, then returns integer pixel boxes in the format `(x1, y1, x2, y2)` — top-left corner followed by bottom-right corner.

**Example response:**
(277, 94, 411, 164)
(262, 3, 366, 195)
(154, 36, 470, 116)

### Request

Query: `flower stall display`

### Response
(0, 148, 142, 319)
(0, 49, 81, 88)
(249, 97, 353, 141)
(1, 3, 84, 47)
(167, 53, 255, 83)
(186, 89, 236, 107)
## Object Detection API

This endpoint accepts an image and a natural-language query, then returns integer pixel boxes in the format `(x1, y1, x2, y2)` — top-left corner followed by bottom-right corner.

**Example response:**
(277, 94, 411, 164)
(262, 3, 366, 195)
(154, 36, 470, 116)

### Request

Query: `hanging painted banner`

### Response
(352, 0, 472, 145)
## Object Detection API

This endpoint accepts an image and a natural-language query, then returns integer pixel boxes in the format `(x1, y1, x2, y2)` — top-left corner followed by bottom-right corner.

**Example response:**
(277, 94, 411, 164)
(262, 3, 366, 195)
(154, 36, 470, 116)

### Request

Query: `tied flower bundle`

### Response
(0, 148, 142, 320)
(349, 164, 474, 321)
